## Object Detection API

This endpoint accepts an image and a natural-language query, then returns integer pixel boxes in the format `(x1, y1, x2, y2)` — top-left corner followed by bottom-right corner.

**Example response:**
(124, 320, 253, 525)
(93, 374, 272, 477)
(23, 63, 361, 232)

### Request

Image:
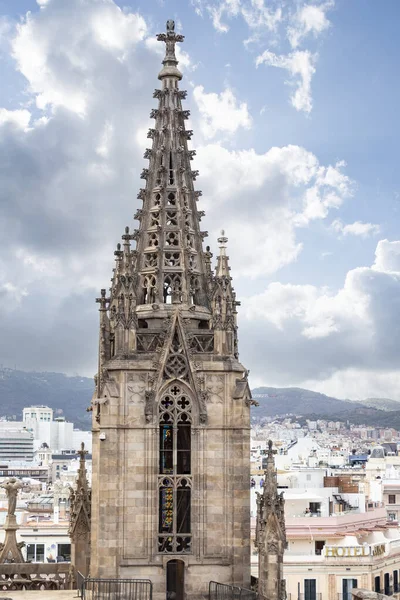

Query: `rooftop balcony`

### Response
(285, 505, 387, 537)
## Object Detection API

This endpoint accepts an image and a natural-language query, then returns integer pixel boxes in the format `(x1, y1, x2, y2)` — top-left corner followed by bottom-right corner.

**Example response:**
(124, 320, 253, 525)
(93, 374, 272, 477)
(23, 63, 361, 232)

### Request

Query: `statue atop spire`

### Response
(157, 20, 185, 80)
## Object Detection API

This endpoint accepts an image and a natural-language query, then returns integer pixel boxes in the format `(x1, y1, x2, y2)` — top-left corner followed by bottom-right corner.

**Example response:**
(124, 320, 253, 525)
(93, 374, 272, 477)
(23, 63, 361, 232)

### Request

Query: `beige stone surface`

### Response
(352, 590, 392, 600)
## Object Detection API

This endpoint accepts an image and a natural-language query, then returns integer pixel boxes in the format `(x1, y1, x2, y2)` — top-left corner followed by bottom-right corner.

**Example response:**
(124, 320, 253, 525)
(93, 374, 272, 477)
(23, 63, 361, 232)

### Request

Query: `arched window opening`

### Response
(144, 253, 158, 268)
(167, 193, 176, 206)
(142, 275, 157, 304)
(110, 333, 115, 357)
(166, 232, 179, 247)
(150, 212, 160, 227)
(164, 252, 181, 267)
(166, 212, 178, 227)
(189, 275, 199, 306)
(163, 275, 181, 304)
(158, 384, 192, 554)
(163, 282, 172, 305)
(148, 232, 159, 248)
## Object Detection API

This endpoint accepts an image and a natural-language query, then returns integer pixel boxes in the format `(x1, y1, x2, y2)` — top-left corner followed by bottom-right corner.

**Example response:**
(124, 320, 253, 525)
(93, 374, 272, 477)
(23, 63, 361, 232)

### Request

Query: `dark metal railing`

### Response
(209, 581, 257, 600)
(75, 570, 85, 597)
(82, 578, 152, 600)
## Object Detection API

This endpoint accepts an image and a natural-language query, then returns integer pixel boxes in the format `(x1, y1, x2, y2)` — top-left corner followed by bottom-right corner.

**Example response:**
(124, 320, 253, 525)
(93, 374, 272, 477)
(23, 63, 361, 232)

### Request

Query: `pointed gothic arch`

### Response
(158, 380, 193, 554)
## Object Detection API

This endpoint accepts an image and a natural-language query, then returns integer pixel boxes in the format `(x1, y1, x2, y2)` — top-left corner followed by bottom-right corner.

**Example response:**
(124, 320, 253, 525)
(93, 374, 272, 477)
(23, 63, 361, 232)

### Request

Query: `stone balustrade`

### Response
(352, 589, 392, 599)
(0, 562, 73, 592)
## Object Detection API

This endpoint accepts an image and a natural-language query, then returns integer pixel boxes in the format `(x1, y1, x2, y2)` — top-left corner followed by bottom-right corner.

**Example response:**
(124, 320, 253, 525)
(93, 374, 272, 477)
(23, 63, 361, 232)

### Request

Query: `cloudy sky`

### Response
(0, 0, 400, 401)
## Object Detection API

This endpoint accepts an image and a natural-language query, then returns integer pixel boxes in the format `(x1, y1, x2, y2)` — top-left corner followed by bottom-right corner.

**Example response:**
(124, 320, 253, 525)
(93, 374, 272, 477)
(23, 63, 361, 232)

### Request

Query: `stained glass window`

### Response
(158, 383, 192, 554)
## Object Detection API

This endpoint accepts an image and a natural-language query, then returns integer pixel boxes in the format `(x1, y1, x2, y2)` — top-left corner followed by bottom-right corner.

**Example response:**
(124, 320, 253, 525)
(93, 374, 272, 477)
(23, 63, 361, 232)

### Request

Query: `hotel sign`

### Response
(325, 544, 386, 558)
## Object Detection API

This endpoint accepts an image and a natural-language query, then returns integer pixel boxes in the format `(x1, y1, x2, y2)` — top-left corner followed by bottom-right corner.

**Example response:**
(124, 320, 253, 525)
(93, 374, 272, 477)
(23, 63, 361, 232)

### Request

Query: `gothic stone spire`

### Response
(94, 20, 243, 392)
(69, 443, 91, 576)
(109, 19, 208, 312)
(255, 441, 287, 600)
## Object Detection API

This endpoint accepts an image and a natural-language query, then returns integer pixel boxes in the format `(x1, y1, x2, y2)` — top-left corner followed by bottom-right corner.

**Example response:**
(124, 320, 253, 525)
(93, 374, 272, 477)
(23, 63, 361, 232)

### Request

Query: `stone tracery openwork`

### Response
(158, 383, 192, 554)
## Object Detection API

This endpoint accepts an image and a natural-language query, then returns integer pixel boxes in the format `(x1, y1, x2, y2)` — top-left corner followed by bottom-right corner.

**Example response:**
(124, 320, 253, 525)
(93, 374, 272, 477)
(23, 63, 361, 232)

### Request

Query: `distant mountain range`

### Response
(0, 368, 93, 429)
(362, 397, 400, 412)
(251, 386, 400, 429)
(1, 368, 400, 431)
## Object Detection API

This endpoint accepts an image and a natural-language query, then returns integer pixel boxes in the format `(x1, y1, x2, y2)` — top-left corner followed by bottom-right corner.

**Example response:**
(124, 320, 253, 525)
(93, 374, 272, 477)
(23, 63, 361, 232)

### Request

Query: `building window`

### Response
(384, 573, 391, 596)
(26, 543, 45, 563)
(304, 578, 316, 600)
(389, 494, 396, 504)
(394, 570, 399, 593)
(315, 540, 325, 555)
(342, 578, 358, 600)
(158, 383, 192, 554)
(57, 543, 71, 561)
(389, 512, 397, 521)
(309, 502, 321, 515)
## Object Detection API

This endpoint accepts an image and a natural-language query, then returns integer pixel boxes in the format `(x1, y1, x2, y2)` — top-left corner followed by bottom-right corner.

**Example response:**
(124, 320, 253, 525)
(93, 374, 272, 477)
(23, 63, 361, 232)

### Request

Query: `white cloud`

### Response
(194, 142, 352, 277)
(195, 0, 281, 34)
(256, 49, 317, 113)
(191, 0, 204, 17)
(0, 0, 166, 373)
(0, 108, 31, 129)
(12, 0, 147, 114)
(241, 239, 400, 395)
(193, 85, 252, 138)
(15, 248, 59, 276)
(0, 281, 28, 305)
(302, 369, 400, 402)
(332, 219, 381, 238)
(287, 2, 334, 49)
(373, 239, 400, 273)
(192, 1, 334, 114)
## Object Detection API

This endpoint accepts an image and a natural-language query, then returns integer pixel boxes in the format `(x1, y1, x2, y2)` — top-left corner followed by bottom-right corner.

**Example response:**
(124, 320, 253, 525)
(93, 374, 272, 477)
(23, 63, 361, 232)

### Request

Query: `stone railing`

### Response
(352, 589, 392, 599)
(0, 562, 72, 591)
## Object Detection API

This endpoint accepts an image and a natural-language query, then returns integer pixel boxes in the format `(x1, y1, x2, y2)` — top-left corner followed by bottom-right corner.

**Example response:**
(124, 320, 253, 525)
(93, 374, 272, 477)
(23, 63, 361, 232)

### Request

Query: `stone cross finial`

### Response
(267, 439, 277, 458)
(78, 442, 88, 462)
(217, 229, 228, 249)
(96, 288, 109, 310)
(157, 20, 185, 64)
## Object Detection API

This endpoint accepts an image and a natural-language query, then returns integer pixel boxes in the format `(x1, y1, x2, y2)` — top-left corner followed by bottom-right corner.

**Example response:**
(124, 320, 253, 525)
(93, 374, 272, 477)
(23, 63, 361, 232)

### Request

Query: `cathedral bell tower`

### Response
(90, 20, 252, 600)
